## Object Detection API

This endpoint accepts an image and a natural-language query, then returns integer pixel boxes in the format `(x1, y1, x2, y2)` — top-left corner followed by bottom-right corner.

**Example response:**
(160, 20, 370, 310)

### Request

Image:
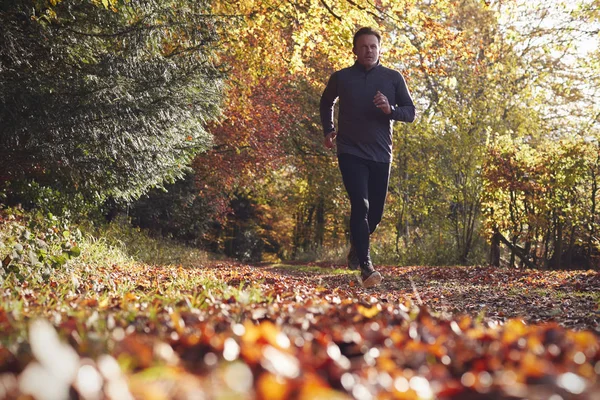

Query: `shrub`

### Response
(0, 207, 81, 284)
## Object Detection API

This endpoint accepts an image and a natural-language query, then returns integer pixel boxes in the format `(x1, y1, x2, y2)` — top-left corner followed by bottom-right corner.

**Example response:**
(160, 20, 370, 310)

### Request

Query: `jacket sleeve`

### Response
(391, 73, 416, 123)
(320, 72, 338, 135)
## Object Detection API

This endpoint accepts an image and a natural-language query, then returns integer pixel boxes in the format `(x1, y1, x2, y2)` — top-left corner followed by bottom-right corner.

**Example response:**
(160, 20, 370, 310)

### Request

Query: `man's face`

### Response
(353, 34, 380, 70)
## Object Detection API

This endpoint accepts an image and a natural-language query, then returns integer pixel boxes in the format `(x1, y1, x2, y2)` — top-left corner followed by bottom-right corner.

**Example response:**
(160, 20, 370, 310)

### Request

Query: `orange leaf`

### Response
(170, 311, 185, 335)
(256, 372, 290, 400)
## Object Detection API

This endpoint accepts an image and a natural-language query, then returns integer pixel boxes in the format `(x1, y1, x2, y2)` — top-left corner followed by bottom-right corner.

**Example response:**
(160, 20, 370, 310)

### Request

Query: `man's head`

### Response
(353, 27, 381, 70)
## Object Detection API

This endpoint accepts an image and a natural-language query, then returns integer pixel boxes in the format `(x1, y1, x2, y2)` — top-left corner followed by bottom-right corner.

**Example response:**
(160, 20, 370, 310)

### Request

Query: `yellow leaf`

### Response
(357, 304, 380, 318)
(98, 297, 110, 310)
(298, 373, 349, 400)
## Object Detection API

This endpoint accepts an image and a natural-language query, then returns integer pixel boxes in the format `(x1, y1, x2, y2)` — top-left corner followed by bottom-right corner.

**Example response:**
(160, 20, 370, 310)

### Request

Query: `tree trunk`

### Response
(522, 240, 531, 269)
(566, 225, 576, 270)
(588, 159, 598, 260)
(552, 220, 563, 270)
(315, 198, 325, 249)
(302, 206, 315, 251)
(542, 222, 552, 270)
(510, 236, 517, 268)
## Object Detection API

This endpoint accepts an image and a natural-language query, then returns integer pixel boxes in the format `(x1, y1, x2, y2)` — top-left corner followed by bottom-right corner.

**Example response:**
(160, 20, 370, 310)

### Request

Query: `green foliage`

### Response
(0, 0, 224, 202)
(127, 176, 284, 262)
(220, 192, 281, 262)
(381, 0, 504, 265)
(0, 207, 82, 284)
(0, 206, 214, 287)
(379, 0, 598, 268)
(3, 180, 104, 221)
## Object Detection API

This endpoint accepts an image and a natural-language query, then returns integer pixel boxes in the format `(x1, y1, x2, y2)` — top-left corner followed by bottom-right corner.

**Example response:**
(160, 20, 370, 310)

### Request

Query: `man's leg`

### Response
(338, 154, 382, 287)
(346, 233, 360, 270)
(367, 161, 391, 235)
(338, 154, 370, 265)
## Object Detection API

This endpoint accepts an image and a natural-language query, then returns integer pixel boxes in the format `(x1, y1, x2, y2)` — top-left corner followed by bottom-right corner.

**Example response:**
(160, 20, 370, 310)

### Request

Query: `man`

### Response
(320, 27, 416, 288)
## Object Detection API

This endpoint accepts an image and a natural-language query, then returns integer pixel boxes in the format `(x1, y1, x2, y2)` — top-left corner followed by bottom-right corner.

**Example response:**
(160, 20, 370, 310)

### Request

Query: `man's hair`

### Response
(353, 27, 381, 48)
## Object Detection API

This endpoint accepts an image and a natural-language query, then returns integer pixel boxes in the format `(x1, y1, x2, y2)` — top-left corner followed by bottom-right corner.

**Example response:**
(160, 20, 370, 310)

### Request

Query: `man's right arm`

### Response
(320, 72, 338, 136)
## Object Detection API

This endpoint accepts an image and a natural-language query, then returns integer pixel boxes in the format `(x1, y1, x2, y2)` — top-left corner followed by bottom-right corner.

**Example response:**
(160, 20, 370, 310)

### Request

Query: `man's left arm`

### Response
(390, 74, 416, 123)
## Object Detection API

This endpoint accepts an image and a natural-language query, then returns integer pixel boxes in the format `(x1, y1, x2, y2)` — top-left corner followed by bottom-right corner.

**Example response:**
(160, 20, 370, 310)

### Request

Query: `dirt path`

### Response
(266, 264, 600, 332)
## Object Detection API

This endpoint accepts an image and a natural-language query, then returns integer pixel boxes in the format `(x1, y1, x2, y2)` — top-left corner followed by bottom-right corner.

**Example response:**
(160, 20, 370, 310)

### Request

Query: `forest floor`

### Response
(0, 262, 599, 399)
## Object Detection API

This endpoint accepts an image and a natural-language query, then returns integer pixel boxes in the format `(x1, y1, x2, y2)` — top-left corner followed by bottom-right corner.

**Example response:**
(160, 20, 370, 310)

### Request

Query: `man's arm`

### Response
(320, 72, 338, 135)
(390, 73, 416, 123)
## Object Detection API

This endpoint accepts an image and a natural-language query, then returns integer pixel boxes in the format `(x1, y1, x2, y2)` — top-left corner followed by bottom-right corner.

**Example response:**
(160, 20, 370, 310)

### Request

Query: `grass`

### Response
(269, 263, 354, 276)
(0, 262, 272, 360)
(78, 215, 213, 268)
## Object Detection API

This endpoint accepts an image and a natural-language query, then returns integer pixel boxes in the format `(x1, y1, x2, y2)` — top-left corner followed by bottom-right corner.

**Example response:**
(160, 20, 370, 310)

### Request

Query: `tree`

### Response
(382, 0, 600, 268)
(128, 172, 216, 247)
(194, 0, 472, 260)
(479, 0, 600, 269)
(0, 0, 224, 203)
(483, 134, 600, 269)
(379, 0, 512, 264)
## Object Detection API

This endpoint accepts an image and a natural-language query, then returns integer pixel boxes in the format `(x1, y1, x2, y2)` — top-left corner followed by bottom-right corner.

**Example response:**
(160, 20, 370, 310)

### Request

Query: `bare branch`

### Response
(319, 0, 342, 21)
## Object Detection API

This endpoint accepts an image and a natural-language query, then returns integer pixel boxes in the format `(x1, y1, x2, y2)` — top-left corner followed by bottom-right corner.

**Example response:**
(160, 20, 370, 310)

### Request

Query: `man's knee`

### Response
(351, 198, 369, 217)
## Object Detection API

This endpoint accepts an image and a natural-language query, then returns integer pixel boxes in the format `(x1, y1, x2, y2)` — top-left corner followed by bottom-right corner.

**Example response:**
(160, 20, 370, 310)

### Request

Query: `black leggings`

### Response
(338, 153, 391, 265)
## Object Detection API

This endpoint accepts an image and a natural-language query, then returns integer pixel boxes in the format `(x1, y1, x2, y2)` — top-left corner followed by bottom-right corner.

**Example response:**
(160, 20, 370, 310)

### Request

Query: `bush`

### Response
(0, 207, 81, 284)
(2, 180, 104, 222)
(0, 206, 216, 287)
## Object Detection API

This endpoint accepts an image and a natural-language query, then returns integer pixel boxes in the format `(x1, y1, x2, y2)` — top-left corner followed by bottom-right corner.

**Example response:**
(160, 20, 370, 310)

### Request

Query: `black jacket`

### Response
(320, 61, 415, 163)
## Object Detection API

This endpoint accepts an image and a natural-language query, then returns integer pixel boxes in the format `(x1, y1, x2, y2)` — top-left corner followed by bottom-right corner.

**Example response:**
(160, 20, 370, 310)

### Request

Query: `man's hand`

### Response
(374, 91, 392, 114)
(324, 131, 337, 149)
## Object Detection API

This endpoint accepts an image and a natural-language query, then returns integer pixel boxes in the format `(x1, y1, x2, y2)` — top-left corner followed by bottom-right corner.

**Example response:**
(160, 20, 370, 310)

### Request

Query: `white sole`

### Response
(362, 271, 382, 288)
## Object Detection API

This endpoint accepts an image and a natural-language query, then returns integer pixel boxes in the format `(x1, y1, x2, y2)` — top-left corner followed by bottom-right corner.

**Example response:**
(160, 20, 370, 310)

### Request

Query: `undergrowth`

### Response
(0, 206, 213, 285)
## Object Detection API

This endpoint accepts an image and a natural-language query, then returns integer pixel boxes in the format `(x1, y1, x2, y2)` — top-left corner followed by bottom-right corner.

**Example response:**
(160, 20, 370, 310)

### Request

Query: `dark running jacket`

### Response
(320, 61, 416, 163)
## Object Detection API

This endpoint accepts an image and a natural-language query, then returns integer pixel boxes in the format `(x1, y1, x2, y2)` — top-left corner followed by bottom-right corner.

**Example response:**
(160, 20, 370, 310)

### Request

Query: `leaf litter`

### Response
(0, 262, 598, 399)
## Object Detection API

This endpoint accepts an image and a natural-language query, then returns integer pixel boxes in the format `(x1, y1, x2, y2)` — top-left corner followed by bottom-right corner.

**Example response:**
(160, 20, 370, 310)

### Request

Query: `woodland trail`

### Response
(272, 263, 600, 332)
(1, 262, 599, 399)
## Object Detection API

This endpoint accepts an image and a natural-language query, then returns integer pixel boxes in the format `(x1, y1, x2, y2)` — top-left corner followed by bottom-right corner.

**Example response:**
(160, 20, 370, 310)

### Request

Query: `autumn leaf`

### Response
(357, 304, 381, 318)
(1, 261, 599, 399)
